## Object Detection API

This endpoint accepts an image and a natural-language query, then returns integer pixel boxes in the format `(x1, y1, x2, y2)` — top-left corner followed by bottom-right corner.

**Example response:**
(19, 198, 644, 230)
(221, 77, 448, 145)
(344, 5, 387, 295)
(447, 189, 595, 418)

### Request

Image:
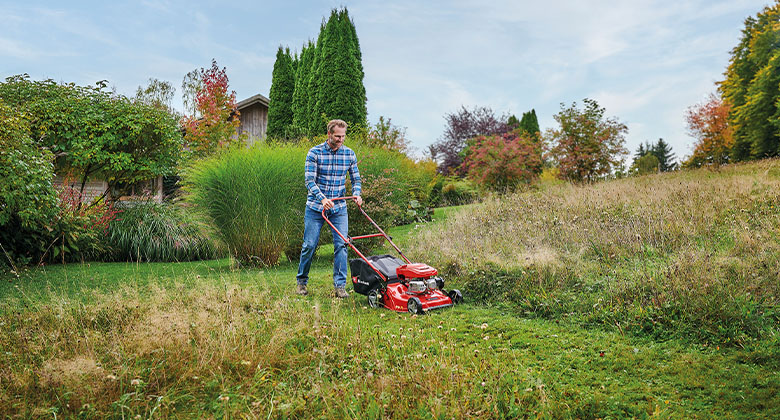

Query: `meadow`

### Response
(1, 161, 778, 419)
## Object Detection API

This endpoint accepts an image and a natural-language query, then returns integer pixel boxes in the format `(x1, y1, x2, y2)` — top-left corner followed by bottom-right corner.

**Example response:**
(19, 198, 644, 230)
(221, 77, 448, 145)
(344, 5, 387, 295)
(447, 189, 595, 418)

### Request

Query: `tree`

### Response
(720, 3, 780, 160)
(651, 138, 677, 171)
(367, 116, 410, 153)
(181, 68, 203, 117)
(429, 106, 508, 175)
(684, 93, 733, 169)
(633, 141, 650, 165)
(631, 153, 660, 175)
(0, 75, 182, 197)
(547, 98, 628, 183)
(292, 41, 314, 136)
(135, 78, 176, 114)
(312, 8, 366, 133)
(180, 59, 243, 158)
(267, 46, 296, 139)
(507, 114, 520, 130)
(518, 109, 540, 138)
(463, 131, 543, 191)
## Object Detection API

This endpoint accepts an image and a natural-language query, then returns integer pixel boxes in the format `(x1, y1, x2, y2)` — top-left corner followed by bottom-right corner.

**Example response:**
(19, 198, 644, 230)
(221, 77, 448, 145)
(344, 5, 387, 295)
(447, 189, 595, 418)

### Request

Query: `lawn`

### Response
(1, 193, 778, 418)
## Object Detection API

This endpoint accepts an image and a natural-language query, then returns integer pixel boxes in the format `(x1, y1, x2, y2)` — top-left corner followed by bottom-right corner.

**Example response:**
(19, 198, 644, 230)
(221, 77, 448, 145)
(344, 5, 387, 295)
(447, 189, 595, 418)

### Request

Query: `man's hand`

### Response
(321, 198, 335, 210)
(354, 196, 363, 206)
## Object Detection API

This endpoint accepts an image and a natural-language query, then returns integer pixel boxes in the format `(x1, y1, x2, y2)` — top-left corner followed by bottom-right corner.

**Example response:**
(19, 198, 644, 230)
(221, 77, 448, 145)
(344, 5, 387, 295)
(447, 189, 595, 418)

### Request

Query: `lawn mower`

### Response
(322, 196, 463, 314)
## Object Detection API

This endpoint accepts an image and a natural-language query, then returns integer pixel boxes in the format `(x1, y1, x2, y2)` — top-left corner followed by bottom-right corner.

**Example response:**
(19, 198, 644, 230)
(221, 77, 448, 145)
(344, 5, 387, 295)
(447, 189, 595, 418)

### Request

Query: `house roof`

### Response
(236, 93, 270, 110)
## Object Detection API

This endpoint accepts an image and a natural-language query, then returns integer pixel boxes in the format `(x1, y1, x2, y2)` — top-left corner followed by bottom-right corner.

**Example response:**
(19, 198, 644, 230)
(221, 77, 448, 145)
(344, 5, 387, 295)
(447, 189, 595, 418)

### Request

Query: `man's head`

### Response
(327, 119, 347, 151)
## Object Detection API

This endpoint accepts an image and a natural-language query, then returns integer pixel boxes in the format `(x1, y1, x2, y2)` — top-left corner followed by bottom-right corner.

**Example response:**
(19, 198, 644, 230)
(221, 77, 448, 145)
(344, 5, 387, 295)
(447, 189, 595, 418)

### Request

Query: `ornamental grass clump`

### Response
(105, 201, 218, 262)
(185, 145, 306, 266)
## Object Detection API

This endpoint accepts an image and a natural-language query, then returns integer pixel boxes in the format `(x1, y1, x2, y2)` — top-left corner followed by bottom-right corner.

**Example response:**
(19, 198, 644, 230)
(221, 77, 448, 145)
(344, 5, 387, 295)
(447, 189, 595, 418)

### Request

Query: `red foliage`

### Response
(181, 60, 242, 157)
(684, 93, 733, 168)
(462, 131, 543, 190)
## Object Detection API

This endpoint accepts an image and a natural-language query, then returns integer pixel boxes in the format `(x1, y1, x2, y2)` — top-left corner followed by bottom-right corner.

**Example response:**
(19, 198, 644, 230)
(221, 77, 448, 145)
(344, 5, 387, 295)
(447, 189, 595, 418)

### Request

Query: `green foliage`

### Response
(0, 75, 182, 194)
(547, 98, 628, 183)
(631, 153, 660, 175)
(440, 178, 479, 206)
(313, 9, 367, 131)
(720, 3, 780, 160)
(180, 60, 244, 158)
(184, 145, 306, 266)
(105, 202, 218, 262)
(463, 131, 543, 191)
(292, 8, 366, 137)
(267, 46, 296, 139)
(0, 101, 57, 229)
(291, 41, 315, 137)
(364, 116, 409, 153)
(518, 109, 540, 138)
(134, 78, 177, 114)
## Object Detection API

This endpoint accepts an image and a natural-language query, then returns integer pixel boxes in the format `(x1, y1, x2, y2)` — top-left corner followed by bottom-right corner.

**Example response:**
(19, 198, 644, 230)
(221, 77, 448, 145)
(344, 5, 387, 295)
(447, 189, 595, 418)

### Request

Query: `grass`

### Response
(1, 164, 779, 418)
(407, 159, 780, 346)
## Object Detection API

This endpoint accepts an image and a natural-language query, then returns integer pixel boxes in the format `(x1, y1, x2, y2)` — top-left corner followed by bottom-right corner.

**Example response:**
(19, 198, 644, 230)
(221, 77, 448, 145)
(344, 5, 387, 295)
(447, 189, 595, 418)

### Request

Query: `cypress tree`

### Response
(507, 115, 520, 130)
(313, 8, 365, 131)
(519, 109, 540, 138)
(292, 41, 314, 135)
(307, 20, 327, 136)
(340, 8, 367, 124)
(267, 46, 295, 139)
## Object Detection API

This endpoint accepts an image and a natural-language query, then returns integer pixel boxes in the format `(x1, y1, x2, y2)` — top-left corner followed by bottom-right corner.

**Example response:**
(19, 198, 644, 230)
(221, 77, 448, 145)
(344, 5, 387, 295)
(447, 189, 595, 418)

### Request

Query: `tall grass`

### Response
(407, 159, 780, 345)
(185, 145, 306, 266)
(105, 201, 219, 262)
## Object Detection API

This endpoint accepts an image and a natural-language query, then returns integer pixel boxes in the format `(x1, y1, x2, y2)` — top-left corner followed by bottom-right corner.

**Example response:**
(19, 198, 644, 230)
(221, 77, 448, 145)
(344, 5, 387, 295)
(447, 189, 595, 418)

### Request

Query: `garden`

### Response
(2, 4, 780, 419)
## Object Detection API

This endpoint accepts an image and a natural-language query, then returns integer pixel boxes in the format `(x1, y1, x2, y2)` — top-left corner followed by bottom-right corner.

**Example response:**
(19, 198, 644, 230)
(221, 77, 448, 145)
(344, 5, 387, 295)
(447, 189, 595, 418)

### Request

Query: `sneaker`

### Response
(335, 287, 349, 299)
(296, 284, 308, 296)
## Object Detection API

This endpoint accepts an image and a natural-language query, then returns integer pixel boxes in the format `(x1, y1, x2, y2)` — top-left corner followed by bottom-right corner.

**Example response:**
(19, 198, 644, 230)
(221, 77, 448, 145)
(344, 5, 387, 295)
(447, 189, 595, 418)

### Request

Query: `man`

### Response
(296, 119, 363, 298)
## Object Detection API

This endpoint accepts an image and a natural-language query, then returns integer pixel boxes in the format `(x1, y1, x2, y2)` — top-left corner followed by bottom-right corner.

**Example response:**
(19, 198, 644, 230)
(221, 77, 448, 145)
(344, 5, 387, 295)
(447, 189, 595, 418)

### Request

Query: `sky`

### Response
(0, 0, 771, 162)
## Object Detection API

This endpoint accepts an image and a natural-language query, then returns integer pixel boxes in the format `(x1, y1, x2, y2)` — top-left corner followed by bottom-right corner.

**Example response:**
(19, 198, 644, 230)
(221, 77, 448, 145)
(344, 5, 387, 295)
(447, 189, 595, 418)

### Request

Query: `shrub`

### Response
(0, 102, 57, 269)
(185, 145, 306, 266)
(462, 131, 543, 191)
(105, 201, 219, 262)
(440, 178, 479, 206)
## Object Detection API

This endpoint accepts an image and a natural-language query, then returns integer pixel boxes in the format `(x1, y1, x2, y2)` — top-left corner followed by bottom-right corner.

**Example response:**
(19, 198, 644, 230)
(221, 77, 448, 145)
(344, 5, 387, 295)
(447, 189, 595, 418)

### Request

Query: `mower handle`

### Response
(320, 196, 412, 280)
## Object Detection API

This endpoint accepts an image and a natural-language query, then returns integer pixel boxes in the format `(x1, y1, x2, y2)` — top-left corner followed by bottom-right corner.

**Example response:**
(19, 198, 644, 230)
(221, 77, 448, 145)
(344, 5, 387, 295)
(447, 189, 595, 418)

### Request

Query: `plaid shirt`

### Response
(305, 142, 362, 211)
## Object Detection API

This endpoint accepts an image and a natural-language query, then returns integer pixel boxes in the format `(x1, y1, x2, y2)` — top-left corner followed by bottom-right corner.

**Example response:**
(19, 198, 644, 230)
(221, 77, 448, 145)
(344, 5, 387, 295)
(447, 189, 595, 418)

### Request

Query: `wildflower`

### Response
(480, 323, 488, 330)
(105, 374, 117, 381)
(483, 336, 489, 340)
(379, 313, 386, 318)
(481, 382, 486, 386)
(240, 360, 251, 365)
(451, 328, 456, 331)
(438, 325, 443, 329)
(131, 379, 141, 386)
(401, 335, 407, 339)
(218, 395, 229, 402)
(391, 334, 397, 338)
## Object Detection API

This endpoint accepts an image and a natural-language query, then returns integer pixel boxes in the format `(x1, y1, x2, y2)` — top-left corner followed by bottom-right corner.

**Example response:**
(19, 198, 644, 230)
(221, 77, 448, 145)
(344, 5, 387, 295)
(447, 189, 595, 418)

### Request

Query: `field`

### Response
(1, 161, 779, 419)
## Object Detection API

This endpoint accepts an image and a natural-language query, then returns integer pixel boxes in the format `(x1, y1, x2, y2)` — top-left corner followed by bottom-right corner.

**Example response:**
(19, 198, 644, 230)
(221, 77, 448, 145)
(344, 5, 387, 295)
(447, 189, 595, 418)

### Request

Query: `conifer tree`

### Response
(292, 41, 314, 135)
(312, 8, 366, 133)
(519, 109, 540, 138)
(651, 138, 677, 171)
(267, 46, 295, 139)
(306, 20, 327, 136)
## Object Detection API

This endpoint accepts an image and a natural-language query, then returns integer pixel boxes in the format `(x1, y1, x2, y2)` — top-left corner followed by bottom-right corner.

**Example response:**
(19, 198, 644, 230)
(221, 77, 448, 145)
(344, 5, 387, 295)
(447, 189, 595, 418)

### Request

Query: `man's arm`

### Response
(305, 149, 328, 206)
(349, 152, 363, 206)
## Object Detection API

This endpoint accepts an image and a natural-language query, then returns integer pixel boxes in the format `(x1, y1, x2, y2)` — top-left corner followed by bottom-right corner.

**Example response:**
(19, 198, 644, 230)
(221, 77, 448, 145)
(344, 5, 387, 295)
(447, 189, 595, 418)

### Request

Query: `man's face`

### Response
(328, 126, 346, 151)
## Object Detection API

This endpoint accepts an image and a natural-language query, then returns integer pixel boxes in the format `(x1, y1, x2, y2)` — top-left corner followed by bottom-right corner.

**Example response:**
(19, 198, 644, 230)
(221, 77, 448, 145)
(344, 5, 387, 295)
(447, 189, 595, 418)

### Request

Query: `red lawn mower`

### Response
(322, 196, 463, 314)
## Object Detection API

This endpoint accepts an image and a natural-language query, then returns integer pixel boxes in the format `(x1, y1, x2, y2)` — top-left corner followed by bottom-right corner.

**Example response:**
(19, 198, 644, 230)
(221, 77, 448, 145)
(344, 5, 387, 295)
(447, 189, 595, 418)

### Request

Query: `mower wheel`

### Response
(407, 297, 423, 315)
(448, 289, 463, 304)
(367, 288, 380, 308)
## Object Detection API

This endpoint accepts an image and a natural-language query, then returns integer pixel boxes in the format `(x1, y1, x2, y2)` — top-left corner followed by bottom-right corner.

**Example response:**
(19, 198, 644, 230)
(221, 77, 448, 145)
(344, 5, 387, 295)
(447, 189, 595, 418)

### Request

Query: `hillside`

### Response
(408, 159, 780, 345)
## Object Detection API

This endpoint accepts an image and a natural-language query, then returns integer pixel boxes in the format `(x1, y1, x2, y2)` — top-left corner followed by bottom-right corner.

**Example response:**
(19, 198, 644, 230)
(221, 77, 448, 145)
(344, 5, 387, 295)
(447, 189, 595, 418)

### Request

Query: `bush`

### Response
(462, 132, 543, 191)
(185, 145, 306, 266)
(105, 201, 219, 262)
(0, 101, 58, 269)
(440, 178, 479, 206)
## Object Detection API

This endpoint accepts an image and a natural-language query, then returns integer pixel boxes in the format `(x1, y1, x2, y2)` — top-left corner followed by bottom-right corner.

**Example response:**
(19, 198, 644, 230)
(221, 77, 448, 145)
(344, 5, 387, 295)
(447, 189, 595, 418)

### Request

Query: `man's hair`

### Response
(327, 119, 348, 134)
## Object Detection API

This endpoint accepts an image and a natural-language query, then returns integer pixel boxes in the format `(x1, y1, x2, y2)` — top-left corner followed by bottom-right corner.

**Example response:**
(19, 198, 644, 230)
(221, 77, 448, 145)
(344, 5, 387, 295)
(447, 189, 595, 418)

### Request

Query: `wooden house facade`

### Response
(235, 93, 269, 146)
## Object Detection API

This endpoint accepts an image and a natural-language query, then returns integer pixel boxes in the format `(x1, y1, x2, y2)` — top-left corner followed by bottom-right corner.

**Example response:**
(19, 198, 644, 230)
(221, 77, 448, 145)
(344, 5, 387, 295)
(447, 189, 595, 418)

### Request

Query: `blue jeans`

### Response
(296, 206, 349, 288)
